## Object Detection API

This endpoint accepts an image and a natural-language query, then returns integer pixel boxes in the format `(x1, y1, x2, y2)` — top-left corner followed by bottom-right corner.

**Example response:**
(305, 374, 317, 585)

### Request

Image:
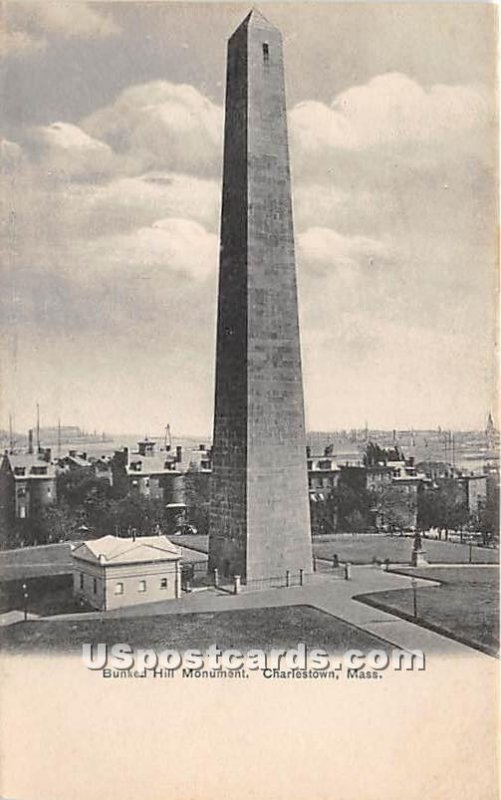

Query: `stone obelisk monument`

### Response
(208, 9, 312, 584)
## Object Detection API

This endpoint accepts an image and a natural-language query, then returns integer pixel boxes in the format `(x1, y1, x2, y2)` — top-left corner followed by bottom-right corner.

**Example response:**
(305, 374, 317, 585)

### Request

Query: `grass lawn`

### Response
(174, 534, 209, 553)
(0, 543, 73, 579)
(0, 604, 392, 654)
(312, 536, 499, 565)
(171, 534, 499, 567)
(357, 566, 499, 657)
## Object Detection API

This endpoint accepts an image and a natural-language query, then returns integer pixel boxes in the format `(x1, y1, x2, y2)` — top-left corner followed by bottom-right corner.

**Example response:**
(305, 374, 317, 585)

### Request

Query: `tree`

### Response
(330, 483, 373, 532)
(184, 467, 211, 535)
(57, 470, 114, 508)
(310, 494, 337, 535)
(112, 495, 167, 537)
(417, 479, 468, 531)
(11, 503, 77, 546)
(370, 485, 418, 532)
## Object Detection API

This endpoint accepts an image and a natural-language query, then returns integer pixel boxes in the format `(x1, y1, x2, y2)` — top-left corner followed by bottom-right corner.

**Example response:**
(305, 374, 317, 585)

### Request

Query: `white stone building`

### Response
(71, 535, 181, 610)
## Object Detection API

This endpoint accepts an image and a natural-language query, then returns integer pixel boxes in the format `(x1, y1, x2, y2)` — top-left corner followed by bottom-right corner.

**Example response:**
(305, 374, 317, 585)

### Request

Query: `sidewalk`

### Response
(46, 566, 490, 657)
(0, 610, 39, 626)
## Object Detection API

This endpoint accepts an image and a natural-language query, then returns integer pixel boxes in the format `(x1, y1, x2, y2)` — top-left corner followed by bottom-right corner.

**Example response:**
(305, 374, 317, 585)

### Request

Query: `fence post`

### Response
(313, 556, 317, 572)
(175, 562, 181, 598)
(344, 562, 351, 581)
(285, 569, 290, 588)
(213, 568, 219, 588)
(233, 575, 241, 595)
(299, 569, 304, 587)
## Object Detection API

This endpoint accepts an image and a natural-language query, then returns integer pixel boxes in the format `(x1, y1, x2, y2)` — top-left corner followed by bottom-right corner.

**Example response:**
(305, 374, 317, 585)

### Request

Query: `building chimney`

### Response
(28, 429, 34, 455)
(138, 440, 155, 457)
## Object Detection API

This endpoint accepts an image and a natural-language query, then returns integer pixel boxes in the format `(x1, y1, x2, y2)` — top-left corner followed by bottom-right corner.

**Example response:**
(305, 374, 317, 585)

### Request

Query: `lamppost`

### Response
(411, 577, 418, 619)
(22, 582, 29, 621)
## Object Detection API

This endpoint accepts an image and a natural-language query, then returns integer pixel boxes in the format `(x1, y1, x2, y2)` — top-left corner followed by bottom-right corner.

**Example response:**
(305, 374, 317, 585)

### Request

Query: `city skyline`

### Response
(1, 3, 497, 434)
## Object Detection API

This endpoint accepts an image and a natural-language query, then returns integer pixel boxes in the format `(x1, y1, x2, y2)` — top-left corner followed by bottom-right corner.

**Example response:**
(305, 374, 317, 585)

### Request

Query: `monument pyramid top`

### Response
(232, 7, 279, 36)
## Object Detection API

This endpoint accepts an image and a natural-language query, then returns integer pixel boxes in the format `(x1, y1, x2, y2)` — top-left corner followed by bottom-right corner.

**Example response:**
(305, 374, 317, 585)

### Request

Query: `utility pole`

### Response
(57, 417, 61, 458)
(164, 423, 172, 450)
(8, 413, 13, 452)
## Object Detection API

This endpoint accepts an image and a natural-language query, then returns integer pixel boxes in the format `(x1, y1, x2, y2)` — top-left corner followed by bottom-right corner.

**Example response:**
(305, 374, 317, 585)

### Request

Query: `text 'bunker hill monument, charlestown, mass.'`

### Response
(208, 9, 313, 585)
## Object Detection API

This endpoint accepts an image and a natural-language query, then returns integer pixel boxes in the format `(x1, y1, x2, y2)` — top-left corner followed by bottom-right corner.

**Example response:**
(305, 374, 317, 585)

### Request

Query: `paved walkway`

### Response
(46, 566, 490, 657)
(0, 610, 39, 626)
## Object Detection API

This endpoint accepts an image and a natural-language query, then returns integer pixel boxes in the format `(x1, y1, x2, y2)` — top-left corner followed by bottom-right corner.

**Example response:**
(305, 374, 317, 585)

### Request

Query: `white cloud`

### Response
(71, 217, 218, 284)
(2, 3, 119, 59)
(7, 2, 119, 43)
(0, 27, 46, 58)
(36, 3, 119, 38)
(82, 81, 223, 175)
(290, 73, 490, 155)
(0, 138, 25, 170)
(298, 226, 389, 287)
(30, 122, 117, 177)
(2, 68, 496, 432)
(84, 172, 220, 234)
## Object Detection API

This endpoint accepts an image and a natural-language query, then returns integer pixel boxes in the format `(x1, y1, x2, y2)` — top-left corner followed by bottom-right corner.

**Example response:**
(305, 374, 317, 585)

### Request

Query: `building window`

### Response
(115, 582, 124, 595)
(138, 580, 146, 593)
(263, 42, 269, 63)
(160, 578, 168, 589)
(80, 573, 84, 590)
(31, 466, 47, 475)
(93, 578, 97, 594)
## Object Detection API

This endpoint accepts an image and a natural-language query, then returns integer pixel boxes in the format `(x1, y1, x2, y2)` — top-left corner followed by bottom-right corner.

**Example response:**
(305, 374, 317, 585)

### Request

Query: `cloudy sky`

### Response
(1, 1, 497, 436)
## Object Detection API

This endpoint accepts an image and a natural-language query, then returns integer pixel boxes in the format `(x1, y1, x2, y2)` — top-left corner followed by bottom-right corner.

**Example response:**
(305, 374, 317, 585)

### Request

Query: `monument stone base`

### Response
(411, 549, 428, 567)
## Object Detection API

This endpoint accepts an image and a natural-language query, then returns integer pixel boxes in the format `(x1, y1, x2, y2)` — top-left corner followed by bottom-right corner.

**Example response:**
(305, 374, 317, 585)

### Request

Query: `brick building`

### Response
(111, 439, 185, 504)
(0, 450, 57, 527)
(307, 451, 340, 500)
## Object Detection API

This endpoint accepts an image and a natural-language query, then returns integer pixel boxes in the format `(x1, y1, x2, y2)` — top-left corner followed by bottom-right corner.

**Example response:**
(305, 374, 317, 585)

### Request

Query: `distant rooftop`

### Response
(2, 452, 57, 478)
